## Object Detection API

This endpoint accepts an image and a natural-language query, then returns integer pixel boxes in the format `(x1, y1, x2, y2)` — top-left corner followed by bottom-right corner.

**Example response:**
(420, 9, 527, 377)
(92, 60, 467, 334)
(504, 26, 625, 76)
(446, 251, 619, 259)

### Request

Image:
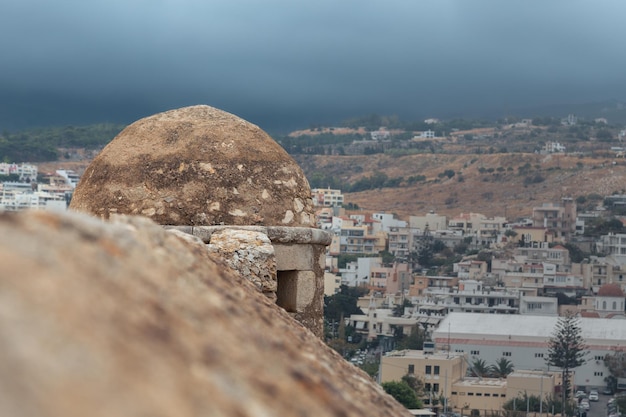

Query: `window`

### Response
(484, 393, 491, 397)
(594, 371, 604, 376)
(451, 392, 458, 395)
(425, 365, 432, 374)
(434, 366, 440, 375)
(468, 392, 474, 396)
(471, 350, 480, 355)
(535, 353, 544, 358)
(276, 271, 300, 312)
(503, 352, 511, 357)
(595, 355, 604, 361)
(408, 364, 414, 374)
(476, 393, 483, 397)
(433, 383, 440, 392)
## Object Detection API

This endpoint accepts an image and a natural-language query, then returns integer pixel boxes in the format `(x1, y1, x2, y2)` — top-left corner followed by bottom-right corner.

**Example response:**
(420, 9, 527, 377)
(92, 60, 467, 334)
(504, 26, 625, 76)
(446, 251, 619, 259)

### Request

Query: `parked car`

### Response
(603, 387, 615, 395)
(580, 400, 590, 411)
(589, 391, 599, 402)
(576, 390, 587, 399)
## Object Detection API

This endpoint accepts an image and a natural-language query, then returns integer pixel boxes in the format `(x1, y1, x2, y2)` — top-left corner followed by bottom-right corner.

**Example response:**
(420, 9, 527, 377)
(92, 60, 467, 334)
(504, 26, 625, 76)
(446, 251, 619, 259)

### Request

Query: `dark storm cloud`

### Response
(2, 0, 626, 131)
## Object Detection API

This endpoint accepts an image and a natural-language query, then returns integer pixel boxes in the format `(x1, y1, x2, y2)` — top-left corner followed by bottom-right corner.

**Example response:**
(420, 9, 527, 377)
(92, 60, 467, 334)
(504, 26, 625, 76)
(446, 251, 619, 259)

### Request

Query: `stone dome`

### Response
(70, 105, 315, 227)
(598, 283, 625, 298)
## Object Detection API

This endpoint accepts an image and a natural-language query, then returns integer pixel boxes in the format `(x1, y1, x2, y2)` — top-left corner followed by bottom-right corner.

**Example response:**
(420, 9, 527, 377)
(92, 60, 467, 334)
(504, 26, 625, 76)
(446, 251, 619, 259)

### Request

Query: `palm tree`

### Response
(469, 358, 489, 378)
(489, 357, 514, 378)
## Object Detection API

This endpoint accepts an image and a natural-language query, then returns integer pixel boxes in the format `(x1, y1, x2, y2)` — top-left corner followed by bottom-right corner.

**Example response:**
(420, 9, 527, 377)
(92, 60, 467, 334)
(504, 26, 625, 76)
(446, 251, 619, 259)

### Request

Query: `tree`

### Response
(402, 374, 425, 398)
(395, 324, 425, 350)
(604, 351, 626, 392)
(382, 380, 422, 409)
(469, 358, 489, 378)
(563, 243, 587, 263)
(489, 357, 514, 378)
(324, 285, 366, 323)
(393, 298, 413, 317)
(546, 312, 587, 414)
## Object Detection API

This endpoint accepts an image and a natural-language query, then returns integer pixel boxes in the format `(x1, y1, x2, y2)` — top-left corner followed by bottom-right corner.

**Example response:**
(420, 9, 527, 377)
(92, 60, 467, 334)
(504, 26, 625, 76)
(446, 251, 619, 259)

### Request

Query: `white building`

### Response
(339, 257, 380, 287)
(518, 295, 558, 316)
(432, 312, 626, 389)
(542, 142, 566, 154)
(311, 188, 344, 207)
(349, 297, 419, 341)
(55, 169, 80, 189)
(597, 233, 626, 260)
(0, 163, 37, 182)
(371, 212, 407, 232)
(420, 280, 522, 314)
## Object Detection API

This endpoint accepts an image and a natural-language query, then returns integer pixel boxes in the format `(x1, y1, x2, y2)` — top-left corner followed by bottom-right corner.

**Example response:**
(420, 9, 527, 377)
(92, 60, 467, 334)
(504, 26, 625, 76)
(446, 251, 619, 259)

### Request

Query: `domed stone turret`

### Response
(70, 105, 315, 227)
(70, 105, 331, 337)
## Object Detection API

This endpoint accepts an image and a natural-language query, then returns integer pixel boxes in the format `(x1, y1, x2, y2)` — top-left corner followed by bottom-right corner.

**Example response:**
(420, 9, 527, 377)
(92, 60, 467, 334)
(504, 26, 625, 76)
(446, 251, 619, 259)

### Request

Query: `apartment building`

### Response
(349, 301, 419, 341)
(420, 280, 521, 314)
(339, 257, 381, 287)
(597, 232, 626, 258)
(531, 198, 577, 242)
(448, 213, 507, 247)
(510, 226, 554, 246)
(388, 225, 414, 260)
(311, 187, 344, 207)
(338, 225, 386, 254)
(409, 212, 448, 232)
(0, 163, 38, 182)
(454, 260, 487, 280)
(513, 244, 570, 268)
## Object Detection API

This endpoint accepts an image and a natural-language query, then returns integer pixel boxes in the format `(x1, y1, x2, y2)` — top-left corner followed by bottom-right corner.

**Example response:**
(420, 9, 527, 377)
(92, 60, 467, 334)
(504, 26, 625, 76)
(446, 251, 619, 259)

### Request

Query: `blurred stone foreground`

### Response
(0, 106, 411, 417)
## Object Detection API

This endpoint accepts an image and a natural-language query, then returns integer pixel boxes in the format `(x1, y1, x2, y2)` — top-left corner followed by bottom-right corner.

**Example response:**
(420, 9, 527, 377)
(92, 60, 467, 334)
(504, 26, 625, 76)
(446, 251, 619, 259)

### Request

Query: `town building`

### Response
(311, 187, 344, 207)
(418, 280, 523, 315)
(432, 312, 626, 389)
(542, 141, 566, 154)
(0, 162, 38, 182)
(579, 283, 626, 318)
(409, 212, 448, 232)
(454, 260, 488, 280)
(349, 297, 419, 342)
(597, 233, 626, 259)
(380, 349, 560, 416)
(531, 198, 577, 242)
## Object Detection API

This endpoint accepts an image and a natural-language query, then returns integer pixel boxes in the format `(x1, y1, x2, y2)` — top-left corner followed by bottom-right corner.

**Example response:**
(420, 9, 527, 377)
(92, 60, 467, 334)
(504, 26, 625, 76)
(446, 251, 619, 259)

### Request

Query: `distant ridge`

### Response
(510, 99, 626, 124)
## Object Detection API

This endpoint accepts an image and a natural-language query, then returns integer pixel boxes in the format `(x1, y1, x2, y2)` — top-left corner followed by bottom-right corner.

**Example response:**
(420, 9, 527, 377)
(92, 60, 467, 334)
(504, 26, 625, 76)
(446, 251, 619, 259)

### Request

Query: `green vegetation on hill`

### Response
(0, 123, 125, 162)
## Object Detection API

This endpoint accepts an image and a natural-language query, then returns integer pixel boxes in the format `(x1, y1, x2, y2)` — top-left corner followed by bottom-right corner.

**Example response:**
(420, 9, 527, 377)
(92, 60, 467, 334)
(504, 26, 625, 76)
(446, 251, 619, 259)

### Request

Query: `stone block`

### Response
(273, 243, 314, 271)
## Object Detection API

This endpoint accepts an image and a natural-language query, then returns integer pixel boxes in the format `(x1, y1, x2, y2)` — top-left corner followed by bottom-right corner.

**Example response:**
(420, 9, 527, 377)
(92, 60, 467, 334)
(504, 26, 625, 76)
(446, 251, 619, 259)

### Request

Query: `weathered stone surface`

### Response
(0, 210, 410, 417)
(70, 105, 316, 227)
(207, 229, 278, 301)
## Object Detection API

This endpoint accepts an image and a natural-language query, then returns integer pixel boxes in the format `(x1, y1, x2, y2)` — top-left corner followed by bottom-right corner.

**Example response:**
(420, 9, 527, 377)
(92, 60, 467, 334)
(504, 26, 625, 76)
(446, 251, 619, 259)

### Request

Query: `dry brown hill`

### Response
(295, 153, 626, 220)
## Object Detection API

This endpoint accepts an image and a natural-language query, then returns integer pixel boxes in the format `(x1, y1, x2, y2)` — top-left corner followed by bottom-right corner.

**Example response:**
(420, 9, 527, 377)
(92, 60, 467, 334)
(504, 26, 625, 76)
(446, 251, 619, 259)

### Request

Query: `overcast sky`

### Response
(2, 0, 626, 132)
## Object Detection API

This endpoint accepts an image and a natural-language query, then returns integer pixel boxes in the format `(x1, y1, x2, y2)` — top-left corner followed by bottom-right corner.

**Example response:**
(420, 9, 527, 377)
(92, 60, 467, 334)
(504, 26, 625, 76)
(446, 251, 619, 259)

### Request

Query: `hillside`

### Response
(37, 147, 626, 222)
(294, 152, 626, 220)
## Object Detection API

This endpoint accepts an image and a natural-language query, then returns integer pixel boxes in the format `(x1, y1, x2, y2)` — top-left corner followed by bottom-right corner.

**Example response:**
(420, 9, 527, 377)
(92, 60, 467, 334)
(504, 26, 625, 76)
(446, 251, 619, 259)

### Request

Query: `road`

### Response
(585, 392, 612, 417)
